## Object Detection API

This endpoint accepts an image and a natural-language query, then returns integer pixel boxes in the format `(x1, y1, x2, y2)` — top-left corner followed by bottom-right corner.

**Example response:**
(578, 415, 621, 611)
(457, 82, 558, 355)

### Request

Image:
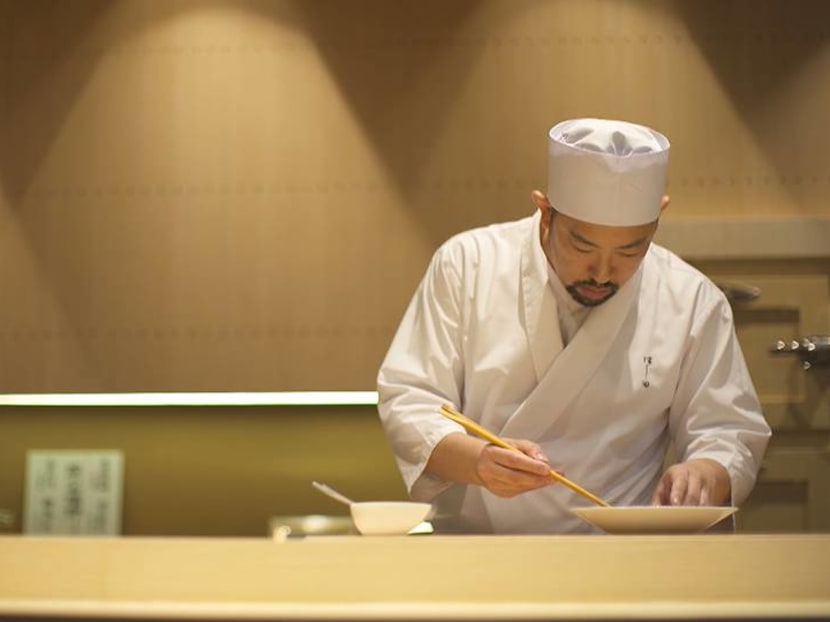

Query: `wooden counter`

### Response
(1, 534, 829, 620)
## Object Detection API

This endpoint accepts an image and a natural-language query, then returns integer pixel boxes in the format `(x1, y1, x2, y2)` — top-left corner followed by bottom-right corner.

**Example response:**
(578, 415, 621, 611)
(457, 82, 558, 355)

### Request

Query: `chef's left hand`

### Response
(651, 458, 731, 506)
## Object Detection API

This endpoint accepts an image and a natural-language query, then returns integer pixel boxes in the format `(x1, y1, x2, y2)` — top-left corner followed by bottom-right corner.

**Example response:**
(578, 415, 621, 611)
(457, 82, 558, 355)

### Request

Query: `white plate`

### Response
(571, 506, 737, 534)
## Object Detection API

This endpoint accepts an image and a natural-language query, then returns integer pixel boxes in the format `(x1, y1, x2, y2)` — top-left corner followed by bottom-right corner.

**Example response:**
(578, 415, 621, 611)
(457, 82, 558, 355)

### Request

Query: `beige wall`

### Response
(1, 0, 828, 392)
(0, 0, 828, 535)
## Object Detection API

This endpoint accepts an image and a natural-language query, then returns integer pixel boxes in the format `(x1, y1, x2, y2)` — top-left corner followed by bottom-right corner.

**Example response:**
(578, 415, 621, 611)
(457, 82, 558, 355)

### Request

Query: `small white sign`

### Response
(24, 450, 124, 535)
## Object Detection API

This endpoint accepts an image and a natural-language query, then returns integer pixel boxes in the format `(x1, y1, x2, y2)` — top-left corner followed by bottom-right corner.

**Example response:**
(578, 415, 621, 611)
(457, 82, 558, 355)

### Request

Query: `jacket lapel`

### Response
(501, 241, 643, 441)
(520, 210, 563, 381)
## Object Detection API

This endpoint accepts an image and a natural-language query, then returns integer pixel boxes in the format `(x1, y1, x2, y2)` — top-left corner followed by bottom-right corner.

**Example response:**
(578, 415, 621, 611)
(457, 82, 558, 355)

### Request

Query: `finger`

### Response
(491, 446, 551, 477)
(494, 458, 552, 487)
(699, 484, 711, 507)
(696, 469, 716, 506)
(478, 448, 552, 496)
(510, 439, 550, 464)
(495, 466, 552, 490)
(652, 472, 674, 506)
(481, 463, 551, 497)
(682, 472, 703, 506)
(651, 478, 667, 505)
(669, 471, 688, 506)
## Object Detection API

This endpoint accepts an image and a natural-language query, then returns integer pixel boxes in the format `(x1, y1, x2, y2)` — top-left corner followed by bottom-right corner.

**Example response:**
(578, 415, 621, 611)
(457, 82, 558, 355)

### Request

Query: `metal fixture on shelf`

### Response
(715, 281, 761, 304)
(769, 335, 830, 370)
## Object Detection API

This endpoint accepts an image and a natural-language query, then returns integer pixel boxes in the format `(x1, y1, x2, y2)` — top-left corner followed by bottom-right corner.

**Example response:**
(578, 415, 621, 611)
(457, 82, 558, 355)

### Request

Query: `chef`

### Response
(377, 118, 771, 533)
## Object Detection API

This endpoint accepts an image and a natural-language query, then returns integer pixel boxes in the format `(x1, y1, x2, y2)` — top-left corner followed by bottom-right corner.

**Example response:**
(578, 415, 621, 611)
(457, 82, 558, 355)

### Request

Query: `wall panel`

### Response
(0, 0, 828, 393)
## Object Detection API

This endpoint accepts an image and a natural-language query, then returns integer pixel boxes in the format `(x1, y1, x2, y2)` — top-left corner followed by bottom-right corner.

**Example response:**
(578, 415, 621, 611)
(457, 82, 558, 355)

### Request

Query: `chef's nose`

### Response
(591, 256, 614, 284)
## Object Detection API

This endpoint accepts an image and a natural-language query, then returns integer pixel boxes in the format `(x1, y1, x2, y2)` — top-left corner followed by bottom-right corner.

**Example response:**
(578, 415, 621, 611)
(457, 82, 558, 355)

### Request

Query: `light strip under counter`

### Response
(0, 391, 379, 407)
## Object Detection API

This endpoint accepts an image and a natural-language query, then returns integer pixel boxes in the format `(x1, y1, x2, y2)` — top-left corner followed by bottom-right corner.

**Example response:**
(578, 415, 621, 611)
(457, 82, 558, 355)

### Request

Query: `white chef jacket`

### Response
(377, 210, 771, 534)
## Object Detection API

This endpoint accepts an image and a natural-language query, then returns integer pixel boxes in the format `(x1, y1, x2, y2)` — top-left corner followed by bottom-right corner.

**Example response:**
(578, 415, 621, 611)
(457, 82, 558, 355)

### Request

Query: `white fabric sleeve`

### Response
(668, 287, 772, 505)
(376, 241, 469, 501)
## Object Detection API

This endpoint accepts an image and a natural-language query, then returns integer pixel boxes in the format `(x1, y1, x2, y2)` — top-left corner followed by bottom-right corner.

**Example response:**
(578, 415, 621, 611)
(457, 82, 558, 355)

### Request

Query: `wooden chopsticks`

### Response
(439, 403, 610, 507)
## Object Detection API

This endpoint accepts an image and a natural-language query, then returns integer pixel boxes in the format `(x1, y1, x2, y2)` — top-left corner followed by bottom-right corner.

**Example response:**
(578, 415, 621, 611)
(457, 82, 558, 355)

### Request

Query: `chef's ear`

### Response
(659, 194, 670, 214)
(531, 190, 553, 218)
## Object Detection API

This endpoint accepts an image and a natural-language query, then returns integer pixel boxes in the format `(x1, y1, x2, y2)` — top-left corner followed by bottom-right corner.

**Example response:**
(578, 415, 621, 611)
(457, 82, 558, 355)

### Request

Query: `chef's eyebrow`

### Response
(570, 230, 649, 250)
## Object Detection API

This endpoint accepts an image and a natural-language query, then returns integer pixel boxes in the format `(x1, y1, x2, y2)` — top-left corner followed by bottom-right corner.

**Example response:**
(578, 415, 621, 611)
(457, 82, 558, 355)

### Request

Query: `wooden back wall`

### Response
(1, 0, 828, 392)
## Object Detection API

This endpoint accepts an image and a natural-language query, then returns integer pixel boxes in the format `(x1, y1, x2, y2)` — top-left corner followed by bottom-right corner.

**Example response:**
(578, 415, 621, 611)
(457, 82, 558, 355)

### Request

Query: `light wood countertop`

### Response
(1, 533, 829, 620)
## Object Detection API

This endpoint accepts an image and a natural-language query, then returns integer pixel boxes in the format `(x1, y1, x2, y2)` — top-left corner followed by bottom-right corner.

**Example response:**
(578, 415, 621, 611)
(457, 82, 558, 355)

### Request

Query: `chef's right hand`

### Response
(475, 439, 556, 498)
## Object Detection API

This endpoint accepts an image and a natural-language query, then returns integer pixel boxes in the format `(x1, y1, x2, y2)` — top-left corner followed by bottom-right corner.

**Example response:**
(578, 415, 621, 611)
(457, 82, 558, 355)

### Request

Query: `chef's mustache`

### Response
(566, 279, 619, 306)
(570, 278, 618, 292)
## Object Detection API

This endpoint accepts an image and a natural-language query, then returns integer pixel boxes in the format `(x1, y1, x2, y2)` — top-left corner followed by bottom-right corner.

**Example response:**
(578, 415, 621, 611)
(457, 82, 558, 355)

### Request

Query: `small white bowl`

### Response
(349, 501, 432, 536)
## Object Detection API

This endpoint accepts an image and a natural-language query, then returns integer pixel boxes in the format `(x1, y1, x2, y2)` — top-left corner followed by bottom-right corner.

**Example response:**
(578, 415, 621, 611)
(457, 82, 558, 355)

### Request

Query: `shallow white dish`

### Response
(571, 505, 737, 534)
(349, 501, 432, 536)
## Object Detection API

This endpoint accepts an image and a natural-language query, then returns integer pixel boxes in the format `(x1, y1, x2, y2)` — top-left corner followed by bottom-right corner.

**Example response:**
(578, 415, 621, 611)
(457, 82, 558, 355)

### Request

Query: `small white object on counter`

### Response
(312, 481, 432, 536)
(349, 501, 432, 536)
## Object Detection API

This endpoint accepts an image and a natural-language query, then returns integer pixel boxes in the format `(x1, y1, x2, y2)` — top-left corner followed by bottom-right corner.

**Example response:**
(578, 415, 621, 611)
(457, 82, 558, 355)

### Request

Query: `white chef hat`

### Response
(547, 118, 670, 226)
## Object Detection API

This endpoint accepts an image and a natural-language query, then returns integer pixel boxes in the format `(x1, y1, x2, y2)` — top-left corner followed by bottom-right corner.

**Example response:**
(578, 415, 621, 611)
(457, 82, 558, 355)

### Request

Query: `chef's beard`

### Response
(566, 279, 619, 307)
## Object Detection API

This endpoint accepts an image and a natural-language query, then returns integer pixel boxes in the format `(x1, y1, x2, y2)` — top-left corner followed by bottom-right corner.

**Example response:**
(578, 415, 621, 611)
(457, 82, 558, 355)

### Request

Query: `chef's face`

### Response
(534, 191, 666, 307)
